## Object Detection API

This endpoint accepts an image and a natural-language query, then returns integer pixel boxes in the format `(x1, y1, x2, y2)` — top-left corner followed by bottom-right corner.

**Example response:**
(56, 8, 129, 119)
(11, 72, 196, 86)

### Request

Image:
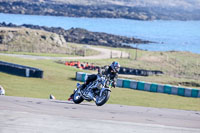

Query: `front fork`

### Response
(99, 87, 111, 97)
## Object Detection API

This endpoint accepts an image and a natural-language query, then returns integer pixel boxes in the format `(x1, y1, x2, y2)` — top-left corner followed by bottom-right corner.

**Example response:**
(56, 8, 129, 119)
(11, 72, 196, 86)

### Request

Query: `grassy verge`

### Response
(0, 43, 100, 57)
(0, 51, 78, 57)
(74, 45, 200, 89)
(0, 55, 199, 111)
(66, 42, 101, 56)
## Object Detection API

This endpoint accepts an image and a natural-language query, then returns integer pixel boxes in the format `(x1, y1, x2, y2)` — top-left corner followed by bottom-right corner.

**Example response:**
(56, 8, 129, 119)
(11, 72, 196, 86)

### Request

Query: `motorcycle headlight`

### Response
(97, 83, 102, 89)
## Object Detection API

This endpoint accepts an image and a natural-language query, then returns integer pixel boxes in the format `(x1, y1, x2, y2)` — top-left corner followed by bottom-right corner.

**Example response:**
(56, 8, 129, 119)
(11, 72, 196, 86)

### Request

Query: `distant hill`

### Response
(0, 0, 200, 20)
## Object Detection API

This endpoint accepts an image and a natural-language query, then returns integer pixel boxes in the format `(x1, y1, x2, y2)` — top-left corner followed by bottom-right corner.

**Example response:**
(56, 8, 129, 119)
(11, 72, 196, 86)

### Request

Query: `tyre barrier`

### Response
(0, 61, 43, 78)
(119, 67, 163, 76)
(75, 72, 200, 98)
(65, 61, 99, 70)
(76, 72, 87, 82)
(66, 61, 163, 76)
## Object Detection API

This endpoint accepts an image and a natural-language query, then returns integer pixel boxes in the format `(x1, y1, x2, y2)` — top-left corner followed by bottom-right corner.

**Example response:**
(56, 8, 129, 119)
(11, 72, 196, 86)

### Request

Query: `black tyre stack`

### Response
(0, 61, 43, 78)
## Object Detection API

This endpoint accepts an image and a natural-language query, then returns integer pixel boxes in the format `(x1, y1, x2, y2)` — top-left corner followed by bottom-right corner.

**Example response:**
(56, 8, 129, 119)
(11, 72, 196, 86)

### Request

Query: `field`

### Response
(0, 43, 100, 57)
(70, 45, 200, 89)
(0, 45, 200, 111)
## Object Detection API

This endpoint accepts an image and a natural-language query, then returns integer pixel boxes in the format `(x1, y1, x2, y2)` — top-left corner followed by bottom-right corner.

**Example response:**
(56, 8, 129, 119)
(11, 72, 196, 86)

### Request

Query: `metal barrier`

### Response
(0, 61, 43, 78)
(75, 72, 200, 98)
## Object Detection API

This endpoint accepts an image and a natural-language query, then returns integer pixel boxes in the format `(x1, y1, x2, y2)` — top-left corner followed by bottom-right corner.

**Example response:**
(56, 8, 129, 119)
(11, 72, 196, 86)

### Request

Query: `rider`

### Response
(68, 61, 120, 101)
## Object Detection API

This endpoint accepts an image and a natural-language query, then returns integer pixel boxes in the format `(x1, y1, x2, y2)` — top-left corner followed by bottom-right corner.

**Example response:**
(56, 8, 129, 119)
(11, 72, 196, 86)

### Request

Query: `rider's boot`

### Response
(68, 83, 86, 101)
(80, 84, 86, 90)
(68, 93, 74, 101)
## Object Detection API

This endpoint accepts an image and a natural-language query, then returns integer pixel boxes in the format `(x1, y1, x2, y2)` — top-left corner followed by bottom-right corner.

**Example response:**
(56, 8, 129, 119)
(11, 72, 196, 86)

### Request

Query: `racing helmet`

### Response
(110, 61, 120, 73)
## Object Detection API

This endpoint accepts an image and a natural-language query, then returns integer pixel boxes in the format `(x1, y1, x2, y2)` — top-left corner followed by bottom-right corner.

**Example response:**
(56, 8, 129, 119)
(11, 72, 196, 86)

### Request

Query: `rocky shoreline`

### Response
(1, 1, 199, 21)
(0, 1, 152, 20)
(0, 22, 152, 48)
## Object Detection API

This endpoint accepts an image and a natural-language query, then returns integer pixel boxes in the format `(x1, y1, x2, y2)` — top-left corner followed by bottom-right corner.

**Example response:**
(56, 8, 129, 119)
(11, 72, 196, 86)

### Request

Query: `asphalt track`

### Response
(0, 96, 200, 133)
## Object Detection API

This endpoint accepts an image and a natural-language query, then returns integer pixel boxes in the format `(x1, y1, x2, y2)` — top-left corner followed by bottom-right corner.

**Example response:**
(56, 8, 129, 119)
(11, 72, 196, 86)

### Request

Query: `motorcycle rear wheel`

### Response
(95, 90, 110, 106)
(73, 89, 84, 104)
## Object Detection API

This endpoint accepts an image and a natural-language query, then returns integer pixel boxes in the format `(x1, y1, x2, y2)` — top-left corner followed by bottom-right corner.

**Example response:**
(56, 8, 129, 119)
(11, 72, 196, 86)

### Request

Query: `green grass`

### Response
(0, 55, 200, 111)
(65, 42, 101, 56)
(0, 43, 100, 57)
(111, 87, 200, 111)
(75, 45, 200, 89)
(0, 56, 79, 99)
(0, 51, 78, 57)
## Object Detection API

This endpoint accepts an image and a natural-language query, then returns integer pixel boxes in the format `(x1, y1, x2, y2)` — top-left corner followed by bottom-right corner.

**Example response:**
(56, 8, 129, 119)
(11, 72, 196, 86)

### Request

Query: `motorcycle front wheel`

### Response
(73, 89, 84, 104)
(95, 90, 110, 106)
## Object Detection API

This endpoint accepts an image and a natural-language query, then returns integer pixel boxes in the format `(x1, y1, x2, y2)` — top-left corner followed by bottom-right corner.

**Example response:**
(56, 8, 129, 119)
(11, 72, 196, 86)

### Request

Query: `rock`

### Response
(0, 85, 5, 95)
(40, 35, 46, 40)
(0, 35, 3, 43)
(0, 22, 152, 49)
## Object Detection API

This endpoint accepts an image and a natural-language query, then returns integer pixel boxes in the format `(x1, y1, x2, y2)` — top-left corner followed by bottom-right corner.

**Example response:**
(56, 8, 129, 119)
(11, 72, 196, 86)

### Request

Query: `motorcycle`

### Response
(73, 75, 113, 106)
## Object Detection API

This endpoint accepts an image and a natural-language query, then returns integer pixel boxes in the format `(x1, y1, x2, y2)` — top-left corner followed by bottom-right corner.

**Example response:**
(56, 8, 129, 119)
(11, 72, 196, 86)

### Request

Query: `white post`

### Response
(26, 69, 30, 77)
(0, 85, 5, 95)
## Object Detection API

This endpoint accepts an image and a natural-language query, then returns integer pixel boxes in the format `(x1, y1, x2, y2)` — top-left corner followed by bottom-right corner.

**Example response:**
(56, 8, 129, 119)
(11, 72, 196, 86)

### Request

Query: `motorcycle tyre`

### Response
(95, 90, 110, 106)
(73, 89, 84, 104)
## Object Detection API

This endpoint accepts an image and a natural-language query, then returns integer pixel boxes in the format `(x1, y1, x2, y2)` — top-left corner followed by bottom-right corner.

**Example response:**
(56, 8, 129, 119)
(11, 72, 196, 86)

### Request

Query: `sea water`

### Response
(0, 13, 200, 54)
